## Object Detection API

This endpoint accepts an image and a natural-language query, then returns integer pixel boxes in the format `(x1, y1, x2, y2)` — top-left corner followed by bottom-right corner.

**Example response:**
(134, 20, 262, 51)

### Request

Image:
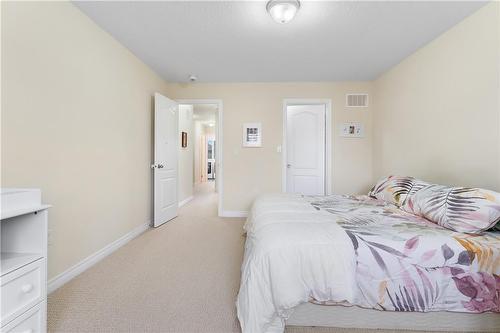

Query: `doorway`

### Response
(282, 99, 332, 196)
(177, 99, 223, 216)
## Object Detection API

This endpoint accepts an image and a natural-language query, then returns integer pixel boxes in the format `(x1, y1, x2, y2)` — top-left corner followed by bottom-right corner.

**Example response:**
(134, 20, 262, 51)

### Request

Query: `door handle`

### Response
(287, 164, 291, 168)
(151, 164, 165, 169)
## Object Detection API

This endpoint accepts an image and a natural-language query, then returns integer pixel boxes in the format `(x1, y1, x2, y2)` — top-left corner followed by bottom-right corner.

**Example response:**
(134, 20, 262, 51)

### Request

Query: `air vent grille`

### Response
(346, 94, 368, 107)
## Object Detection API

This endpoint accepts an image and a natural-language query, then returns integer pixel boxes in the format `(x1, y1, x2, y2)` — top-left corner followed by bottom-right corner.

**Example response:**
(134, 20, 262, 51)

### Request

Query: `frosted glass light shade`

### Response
(266, 0, 300, 24)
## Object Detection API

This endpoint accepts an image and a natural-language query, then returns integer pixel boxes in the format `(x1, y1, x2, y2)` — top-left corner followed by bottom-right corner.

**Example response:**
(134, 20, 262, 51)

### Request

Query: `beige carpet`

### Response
(48, 183, 467, 333)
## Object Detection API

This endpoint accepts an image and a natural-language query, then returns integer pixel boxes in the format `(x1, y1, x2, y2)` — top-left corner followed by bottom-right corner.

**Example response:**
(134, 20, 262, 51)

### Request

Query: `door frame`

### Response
(177, 99, 223, 217)
(282, 99, 332, 195)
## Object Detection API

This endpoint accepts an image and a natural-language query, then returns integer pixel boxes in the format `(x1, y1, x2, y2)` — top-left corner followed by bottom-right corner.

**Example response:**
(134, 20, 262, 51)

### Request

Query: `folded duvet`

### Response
(236, 193, 500, 333)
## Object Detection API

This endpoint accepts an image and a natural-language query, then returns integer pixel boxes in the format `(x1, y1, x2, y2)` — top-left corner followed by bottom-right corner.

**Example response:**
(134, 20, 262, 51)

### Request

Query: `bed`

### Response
(236, 178, 500, 333)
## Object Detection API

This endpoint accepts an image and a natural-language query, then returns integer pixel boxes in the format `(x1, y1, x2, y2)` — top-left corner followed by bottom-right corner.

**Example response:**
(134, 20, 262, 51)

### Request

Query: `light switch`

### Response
(340, 122, 364, 138)
(276, 145, 282, 153)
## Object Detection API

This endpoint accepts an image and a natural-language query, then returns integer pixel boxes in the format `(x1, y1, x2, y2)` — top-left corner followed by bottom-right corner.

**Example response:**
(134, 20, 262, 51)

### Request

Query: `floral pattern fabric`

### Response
(368, 175, 419, 206)
(369, 176, 500, 233)
(307, 194, 500, 313)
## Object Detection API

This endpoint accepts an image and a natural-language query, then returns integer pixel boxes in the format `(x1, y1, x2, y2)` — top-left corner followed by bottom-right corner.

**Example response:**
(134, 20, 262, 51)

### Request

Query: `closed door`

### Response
(152, 93, 178, 227)
(286, 104, 326, 195)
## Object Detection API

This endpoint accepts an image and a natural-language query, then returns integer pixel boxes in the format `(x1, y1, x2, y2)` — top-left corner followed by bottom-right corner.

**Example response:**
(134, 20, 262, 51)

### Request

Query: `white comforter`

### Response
(236, 194, 356, 333)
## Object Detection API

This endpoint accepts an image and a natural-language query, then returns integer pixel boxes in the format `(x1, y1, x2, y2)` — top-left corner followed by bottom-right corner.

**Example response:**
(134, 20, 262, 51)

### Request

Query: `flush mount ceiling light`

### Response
(266, 0, 300, 24)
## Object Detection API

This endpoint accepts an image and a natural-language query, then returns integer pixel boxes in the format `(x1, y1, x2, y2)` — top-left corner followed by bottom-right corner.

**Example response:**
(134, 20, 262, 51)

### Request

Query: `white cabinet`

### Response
(1, 189, 49, 332)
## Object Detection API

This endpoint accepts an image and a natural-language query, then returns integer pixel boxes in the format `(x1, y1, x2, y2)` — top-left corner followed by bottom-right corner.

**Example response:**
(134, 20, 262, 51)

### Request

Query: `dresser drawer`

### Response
(1, 300, 46, 333)
(1, 259, 45, 325)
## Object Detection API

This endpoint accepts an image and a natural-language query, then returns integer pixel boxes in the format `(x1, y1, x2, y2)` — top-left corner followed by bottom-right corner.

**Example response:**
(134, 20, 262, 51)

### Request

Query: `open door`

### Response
(152, 93, 178, 227)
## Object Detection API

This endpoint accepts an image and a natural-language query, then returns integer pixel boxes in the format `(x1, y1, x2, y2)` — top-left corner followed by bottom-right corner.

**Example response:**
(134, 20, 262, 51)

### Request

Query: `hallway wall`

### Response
(194, 121, 216, 184)
(178, 105, 194, 202)
(194, 121, 204, 184)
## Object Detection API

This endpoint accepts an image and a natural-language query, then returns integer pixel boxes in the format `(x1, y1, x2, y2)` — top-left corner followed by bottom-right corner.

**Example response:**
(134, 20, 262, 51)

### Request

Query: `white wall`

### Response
(193, 121, 216, 184)
(192, 104, 218, 185)
(178, 105, 194, 202)
(165, 82, 374, 211)
(194, 121, 204, 184)
(373, 2, 500, 191)
(1, 1, 170, 279)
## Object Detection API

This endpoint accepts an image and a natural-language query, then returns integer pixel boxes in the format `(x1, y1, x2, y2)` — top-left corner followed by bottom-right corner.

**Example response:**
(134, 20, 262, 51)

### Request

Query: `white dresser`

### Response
(1, 189, 50, 333)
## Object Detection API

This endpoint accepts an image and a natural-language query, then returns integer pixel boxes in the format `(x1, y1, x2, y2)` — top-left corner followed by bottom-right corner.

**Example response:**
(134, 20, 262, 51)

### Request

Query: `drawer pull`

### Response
(21, 283, 34, 293)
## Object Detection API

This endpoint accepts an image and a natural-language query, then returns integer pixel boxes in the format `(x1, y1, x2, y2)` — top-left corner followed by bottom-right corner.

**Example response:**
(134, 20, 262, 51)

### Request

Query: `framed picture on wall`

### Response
(242, 123, 262, 147)
(181, 131, 188, 148)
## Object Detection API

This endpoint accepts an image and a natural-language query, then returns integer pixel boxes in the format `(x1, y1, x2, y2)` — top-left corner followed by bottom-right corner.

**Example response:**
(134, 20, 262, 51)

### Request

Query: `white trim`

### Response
(48, 222, 150, 294)
(220, 210, 248, 218)
(282, 99, 333, 195)
(177, 99, 224, 217)
(178, 195, 194, 207)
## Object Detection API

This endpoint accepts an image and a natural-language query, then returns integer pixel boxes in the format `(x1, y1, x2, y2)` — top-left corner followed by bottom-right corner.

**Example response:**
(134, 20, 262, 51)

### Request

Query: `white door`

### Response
(207, 139, 215, 180)
(286, 104, 326, 195)
(153, 93, 178, 227)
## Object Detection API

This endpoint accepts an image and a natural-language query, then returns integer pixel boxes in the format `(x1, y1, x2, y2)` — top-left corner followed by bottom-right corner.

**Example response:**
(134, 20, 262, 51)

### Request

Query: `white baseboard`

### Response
(48, 221, 150, 294)
(178, 195, 194, 207)
(220, 210, 248, 218)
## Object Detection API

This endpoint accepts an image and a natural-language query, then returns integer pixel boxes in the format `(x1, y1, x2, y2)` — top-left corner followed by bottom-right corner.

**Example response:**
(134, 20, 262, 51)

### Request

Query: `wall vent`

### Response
(346, 94, 369, 107)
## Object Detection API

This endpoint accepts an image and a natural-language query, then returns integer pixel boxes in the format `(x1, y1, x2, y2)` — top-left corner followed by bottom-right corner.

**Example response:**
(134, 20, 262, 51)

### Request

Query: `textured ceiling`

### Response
(74, 1, 486, 83)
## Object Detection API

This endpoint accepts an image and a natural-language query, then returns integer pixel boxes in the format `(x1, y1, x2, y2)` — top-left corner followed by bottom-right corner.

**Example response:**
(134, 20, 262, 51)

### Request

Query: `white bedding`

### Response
(236, 194, 356, 333)
(236, 193, 500, 333)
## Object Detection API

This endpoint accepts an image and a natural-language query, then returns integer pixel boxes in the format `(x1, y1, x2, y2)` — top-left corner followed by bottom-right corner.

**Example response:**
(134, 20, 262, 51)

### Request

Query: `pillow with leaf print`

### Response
(368, 176, 428, 207)
(401, 184, 500, 234)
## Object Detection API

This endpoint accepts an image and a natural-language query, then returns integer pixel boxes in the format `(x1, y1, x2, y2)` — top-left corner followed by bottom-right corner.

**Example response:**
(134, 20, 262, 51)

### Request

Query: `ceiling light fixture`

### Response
(266, 0, 300, 24)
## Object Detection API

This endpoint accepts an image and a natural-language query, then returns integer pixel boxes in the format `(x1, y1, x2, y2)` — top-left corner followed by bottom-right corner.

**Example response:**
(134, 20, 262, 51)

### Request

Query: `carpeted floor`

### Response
(49, 182, 243, 332)
(48, 183, 471, 333)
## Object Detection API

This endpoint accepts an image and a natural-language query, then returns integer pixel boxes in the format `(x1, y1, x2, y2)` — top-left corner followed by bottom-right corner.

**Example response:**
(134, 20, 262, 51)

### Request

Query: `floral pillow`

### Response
(401, 184, 500, 234)
(368, 176, 428, 207)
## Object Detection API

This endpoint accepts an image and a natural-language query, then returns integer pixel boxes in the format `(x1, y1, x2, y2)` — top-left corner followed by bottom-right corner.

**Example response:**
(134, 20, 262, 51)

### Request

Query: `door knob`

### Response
(151, 164, 164, 169)
(287, 164, 291, 168)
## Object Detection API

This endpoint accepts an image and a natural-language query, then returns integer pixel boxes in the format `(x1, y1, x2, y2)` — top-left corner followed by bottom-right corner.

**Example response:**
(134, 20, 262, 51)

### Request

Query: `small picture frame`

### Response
(181, 131, 188, 148)
(242, 123, 262, 147)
